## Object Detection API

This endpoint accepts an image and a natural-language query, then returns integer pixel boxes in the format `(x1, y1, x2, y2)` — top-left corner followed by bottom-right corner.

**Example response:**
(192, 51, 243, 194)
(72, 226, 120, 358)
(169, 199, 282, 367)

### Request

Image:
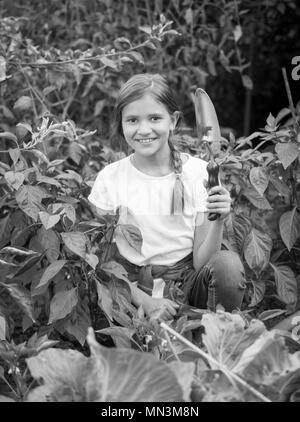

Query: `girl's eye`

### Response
(151, 116, 161, 121)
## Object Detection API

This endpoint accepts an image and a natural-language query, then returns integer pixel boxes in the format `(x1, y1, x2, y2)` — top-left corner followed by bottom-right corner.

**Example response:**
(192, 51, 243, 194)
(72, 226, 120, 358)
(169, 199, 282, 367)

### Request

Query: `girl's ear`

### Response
(170, 111, 180, 130)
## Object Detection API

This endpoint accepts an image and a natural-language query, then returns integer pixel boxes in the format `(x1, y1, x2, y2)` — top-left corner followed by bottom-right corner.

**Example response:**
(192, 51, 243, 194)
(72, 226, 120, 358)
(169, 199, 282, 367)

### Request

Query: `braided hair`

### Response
(112, 73, 185, 215)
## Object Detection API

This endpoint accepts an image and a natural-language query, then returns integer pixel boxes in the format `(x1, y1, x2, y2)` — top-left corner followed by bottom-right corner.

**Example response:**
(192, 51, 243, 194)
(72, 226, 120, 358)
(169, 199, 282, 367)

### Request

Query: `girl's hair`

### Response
(111, 73, 186, 215)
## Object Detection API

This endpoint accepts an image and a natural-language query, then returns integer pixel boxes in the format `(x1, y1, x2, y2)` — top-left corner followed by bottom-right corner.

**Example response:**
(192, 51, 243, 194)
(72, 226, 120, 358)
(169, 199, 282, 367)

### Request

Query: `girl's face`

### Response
(121, 93, 178, 158)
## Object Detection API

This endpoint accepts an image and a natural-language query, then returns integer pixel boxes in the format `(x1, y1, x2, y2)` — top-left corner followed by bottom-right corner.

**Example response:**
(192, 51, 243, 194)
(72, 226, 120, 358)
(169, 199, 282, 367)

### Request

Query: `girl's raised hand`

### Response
(206, 185, 231, 221)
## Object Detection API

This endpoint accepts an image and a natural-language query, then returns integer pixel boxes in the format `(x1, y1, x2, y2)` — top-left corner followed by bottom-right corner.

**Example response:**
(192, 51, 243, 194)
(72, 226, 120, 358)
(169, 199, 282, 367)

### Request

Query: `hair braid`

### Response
(168, 135, 185, 215)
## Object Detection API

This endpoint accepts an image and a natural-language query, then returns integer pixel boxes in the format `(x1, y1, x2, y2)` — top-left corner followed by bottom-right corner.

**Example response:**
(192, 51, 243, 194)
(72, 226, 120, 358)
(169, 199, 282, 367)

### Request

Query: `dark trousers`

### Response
(185, 250, 246, 312)
(113, 247, 246, 312)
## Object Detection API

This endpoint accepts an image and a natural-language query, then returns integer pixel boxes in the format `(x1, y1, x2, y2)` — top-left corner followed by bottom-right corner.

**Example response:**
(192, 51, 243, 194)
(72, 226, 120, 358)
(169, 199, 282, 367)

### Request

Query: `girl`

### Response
(88, 73, 245, 321)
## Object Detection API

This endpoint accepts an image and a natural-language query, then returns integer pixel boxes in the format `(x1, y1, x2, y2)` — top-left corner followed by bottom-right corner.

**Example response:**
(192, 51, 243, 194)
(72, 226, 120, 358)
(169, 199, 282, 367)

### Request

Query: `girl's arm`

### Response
(193, 215, 224, 271)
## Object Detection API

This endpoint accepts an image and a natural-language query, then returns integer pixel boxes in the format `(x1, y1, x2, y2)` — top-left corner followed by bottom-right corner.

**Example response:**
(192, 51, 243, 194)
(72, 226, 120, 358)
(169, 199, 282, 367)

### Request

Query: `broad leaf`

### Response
(97, 326, 135, 348)
(13, 96, 32, 111)
(250, 280, 266, 307)
(30, 227, 60, 263)
(39, 212, 61, 230)
(0, 395, 15, 402)
(55, 303, 91, 346)
(257, 309, 287, 322)
(115, 224, 143, 253)
(168, 361, 195, 402)
(16, 185, 49, 221)
(270, 264, 297, 307)
(279, 207, 300, 251)
(61, 232, 86, 259)
(95, 280, 114, 320)
(0, 282, 35, 322)
(0, 215, 11, 249)
(26, 348, 89, 402)
(101, 261, 129, 282)
(242, 187, 272, 210)
(26, 328, 187, 402)
(232, 214, 252, 251)
(85, 328, 186, 401)
(4, 171, 24, 190)
(201, 311, 266, 370)
(233, 331, 300, 387)
(249, 167, 269, 196)
(34, 260, 67, 293)
(84, 253, 98, 270)
(244, 229, 272, 275)
(8, 148, 21, 164)
(275, 143, 299, 169)
(49, 287, 78, 324)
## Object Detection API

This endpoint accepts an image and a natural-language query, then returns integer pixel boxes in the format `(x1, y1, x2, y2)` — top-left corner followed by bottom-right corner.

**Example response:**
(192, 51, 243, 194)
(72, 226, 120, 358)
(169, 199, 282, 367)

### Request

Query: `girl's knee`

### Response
(206, 250, 245, 289)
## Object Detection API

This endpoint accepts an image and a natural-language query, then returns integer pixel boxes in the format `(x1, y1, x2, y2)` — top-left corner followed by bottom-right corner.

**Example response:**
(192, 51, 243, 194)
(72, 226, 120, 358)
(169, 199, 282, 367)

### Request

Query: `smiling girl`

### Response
(88, 73, 245, 321)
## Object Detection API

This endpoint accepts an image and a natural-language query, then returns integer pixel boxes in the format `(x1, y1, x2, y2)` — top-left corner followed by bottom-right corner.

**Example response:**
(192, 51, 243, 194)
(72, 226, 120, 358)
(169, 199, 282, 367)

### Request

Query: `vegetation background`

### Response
(0, 0, 300, 402)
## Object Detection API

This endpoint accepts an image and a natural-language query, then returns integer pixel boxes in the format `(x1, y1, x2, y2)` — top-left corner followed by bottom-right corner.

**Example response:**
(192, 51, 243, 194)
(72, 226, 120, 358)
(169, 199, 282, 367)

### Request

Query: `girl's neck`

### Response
(131, 150, 173, 177)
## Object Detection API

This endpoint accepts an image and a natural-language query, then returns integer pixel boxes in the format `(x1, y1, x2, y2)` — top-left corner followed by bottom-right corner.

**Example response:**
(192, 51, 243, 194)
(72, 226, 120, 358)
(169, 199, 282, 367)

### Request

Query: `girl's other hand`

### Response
(142, 296, 179, 321)
(206, 185, 231, 221)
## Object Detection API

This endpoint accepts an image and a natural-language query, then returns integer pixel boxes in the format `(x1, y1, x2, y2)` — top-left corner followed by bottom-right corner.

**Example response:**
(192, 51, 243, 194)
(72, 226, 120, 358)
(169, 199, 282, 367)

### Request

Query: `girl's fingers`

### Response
(208, 186, 229, 195)
(206, 202, 231, 209)
(207, 195, 230, 203)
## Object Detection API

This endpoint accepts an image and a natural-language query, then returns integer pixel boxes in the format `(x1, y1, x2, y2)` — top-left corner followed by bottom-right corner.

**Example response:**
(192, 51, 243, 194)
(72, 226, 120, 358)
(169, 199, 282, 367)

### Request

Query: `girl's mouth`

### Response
(135, 138, 157, 144)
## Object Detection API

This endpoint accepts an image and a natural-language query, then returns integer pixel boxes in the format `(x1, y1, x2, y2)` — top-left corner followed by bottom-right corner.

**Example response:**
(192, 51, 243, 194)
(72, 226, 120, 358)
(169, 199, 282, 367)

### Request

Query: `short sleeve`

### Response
(88, 171, 114, 211)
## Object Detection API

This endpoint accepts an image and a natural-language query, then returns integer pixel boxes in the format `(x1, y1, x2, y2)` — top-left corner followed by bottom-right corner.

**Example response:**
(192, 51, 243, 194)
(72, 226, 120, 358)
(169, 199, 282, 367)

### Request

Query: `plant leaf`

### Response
(26, 348, 89, 401)
(101, 261, 129, 282)
(61, 232, 86, 259)
(0, 282, 35, 322)
(26, 328, 186, 402)
(86, 328, 186, 401)
(250, 280, 266, 307)
(55, 303, 91, 346)
(4, 171, 25, 190)
(270, 264, 297, 308)
(115, 224, 143, 253)
(275, 143, 299, 169)
(244, 228, 272, 275)
(84, 253, 98, 270)
(242, 187, 272, 210)
(233, 330, 300, 388)
(279, 207, 300, 251)
(49, 287, 78, 324)
(16, 185, 49, 221)
(249, 167, 269, 196)
(34, 260, 68, 293)
(29, 227, 60, 263)
(0, 315, 6, 340)
(13, 96, 33, 111)
(39, 212, 61, 230)
(97, 326, 135, 348)
(95, 280, 114, 320)
(201, 310, 266, 370)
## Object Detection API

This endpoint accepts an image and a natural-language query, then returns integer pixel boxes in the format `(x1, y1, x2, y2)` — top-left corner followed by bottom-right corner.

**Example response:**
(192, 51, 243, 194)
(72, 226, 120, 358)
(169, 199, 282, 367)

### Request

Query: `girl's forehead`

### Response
(122, 93, 169, 116)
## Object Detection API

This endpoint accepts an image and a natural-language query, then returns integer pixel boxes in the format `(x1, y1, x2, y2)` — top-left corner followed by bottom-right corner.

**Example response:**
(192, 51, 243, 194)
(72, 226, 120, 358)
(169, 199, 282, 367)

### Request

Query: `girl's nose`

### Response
(137, 120, 152, 135)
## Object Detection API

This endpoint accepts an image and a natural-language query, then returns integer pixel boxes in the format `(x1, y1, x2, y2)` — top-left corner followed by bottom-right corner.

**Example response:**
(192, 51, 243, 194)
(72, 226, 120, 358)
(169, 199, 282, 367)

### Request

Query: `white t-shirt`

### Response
(88, 153, 208, 266)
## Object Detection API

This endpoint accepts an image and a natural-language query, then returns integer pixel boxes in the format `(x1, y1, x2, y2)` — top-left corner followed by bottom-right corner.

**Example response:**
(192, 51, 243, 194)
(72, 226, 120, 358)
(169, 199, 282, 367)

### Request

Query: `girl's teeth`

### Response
(139, 139, 155, 143)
